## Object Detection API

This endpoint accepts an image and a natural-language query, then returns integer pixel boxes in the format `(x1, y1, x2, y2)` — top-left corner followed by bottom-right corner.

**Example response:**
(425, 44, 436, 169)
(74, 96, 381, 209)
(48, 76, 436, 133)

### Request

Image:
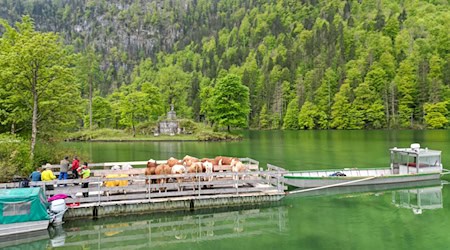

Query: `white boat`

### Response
(0, 187, 67, 238)
(284, 143, 445, 189)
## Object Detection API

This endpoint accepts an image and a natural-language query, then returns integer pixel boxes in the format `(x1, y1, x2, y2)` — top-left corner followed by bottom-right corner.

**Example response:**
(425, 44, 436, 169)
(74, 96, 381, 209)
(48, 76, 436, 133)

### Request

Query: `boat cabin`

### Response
(390, 143, 442, 175)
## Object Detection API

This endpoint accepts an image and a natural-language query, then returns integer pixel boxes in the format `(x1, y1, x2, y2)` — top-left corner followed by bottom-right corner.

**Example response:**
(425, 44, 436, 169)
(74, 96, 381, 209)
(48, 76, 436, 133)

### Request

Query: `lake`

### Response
(5, 130, 450, 249)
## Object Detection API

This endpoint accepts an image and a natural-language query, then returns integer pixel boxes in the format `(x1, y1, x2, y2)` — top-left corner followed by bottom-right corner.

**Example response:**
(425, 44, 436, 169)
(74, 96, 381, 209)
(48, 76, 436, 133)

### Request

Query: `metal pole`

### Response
(288, 176, 376, 194)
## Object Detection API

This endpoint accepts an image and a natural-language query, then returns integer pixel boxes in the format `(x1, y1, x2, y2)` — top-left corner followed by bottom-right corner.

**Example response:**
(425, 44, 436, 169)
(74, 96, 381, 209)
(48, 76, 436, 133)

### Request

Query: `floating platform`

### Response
(13, 158, 288, 219)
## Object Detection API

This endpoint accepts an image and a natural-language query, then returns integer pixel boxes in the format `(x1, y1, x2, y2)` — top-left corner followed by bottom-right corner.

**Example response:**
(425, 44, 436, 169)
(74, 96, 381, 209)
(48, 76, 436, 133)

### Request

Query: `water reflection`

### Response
(392, 185, 443, 215)
(57, 205, 287, 249)
(290, 179, 445, 214)
(48, 225, 66, 247)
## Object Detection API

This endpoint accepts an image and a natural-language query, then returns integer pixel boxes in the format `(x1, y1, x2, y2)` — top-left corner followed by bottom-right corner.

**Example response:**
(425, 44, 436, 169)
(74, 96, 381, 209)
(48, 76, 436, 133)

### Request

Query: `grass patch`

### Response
(66, 127, 242, 141)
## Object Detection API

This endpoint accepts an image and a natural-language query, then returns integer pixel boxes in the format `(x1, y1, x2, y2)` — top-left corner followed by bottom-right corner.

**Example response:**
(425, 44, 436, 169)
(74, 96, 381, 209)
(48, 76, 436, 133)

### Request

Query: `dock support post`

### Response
(147, 177, 151, 200)
(190, 199, 194, 211)
(93, 206, 98, 218)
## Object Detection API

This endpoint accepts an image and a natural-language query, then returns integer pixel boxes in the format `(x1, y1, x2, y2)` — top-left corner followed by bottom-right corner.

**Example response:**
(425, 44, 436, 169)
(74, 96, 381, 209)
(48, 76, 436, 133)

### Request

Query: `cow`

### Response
(183, 155, 199, 167)
(200, 158, 218, 165)
(186, 161, 204, 189)
(167, 157, 180, 168)
(231, 158, 247, 188)
(214, 156, 235, 166)
(154, 164, 172, 191)
(145, 159, 157, 185)
(187, 161, 203, 174)
(171, 164, 186, 191)
(203, 161, 214, 188)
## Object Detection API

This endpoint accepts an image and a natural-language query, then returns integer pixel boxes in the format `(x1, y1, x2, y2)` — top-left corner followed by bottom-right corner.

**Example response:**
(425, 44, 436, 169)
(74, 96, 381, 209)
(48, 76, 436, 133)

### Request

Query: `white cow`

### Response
(171, 164, 186, 191)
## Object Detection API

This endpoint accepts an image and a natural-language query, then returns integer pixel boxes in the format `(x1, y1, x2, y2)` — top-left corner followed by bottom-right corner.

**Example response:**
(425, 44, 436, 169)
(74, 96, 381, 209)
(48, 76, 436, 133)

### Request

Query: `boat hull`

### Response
(0, 220, 49, 237)
(283, 173, 441, 188)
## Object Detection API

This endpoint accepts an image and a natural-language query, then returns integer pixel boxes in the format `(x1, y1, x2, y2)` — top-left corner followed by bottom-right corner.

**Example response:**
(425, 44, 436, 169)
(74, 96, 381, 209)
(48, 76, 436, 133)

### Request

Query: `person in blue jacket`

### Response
(29, 167, 42, 181)
(29, 167, 42, 187)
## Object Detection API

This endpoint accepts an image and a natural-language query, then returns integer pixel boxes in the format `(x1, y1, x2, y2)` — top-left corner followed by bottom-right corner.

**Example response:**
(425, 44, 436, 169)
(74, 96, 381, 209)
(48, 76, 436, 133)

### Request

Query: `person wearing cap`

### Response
(42, 164, 56, 190)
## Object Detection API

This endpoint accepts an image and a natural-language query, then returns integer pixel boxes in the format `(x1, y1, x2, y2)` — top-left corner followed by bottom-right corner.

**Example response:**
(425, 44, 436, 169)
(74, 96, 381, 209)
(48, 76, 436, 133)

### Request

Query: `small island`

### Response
(66, 105, 242, 142)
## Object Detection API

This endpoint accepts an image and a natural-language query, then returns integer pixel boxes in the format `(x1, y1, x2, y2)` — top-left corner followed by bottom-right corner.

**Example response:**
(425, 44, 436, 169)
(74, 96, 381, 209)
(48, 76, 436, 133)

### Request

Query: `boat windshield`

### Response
(418, 155, 441, 168)
(391, 152, 416, 167)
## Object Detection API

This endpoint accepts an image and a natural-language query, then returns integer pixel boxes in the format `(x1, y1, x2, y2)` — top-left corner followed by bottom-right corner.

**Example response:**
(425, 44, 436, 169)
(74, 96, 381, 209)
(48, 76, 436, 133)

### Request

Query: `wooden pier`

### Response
(1, 159, 288, 218)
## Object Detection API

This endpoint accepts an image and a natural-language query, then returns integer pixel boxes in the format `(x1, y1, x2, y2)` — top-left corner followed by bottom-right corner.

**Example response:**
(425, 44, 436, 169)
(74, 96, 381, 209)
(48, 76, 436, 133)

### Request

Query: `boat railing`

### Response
(288, 168, 392, 177)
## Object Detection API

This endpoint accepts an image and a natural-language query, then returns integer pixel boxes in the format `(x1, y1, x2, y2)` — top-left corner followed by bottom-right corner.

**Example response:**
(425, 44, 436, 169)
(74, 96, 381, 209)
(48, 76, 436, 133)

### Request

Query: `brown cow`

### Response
(187, 161, 203, 189)
(215, 156, 236, 166)
(183, 155, 199, 167)
(167, 157, 180, 168)
(154, 164, 172, 191)
(145, 159, 157, 185)
(187, 161, 203, 174)
(200, 158, 218, 165)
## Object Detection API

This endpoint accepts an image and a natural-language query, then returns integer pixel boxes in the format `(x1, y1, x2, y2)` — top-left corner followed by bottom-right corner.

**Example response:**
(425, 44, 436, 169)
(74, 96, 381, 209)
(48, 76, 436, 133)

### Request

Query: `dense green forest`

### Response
(0, 0, 449, 177)
(1, 0, 449, 132)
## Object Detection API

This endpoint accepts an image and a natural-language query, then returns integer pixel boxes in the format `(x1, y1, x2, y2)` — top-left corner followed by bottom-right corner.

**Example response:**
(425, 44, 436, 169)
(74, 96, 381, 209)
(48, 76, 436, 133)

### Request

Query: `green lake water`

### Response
(5, 130, 450, 249)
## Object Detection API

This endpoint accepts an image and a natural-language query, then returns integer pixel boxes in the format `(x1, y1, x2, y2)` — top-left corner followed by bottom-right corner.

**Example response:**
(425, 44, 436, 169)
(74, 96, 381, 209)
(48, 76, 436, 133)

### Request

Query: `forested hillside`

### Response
(1, 0, 449, 131)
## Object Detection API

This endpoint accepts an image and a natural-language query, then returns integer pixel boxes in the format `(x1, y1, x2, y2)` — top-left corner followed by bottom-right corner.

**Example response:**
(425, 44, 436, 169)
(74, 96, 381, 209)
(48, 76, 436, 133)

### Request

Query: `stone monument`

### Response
(157, 104, 179, 135)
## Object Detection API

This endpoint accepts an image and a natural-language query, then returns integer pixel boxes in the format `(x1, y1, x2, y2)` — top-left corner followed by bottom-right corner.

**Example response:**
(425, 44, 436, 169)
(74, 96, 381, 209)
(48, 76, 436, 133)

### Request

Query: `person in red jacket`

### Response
(72, 156, 80, 179)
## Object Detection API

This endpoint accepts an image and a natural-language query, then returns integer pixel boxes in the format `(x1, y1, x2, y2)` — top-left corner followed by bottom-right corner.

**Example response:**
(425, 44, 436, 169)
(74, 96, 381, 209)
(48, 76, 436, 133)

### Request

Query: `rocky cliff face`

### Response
(0, 0, 200, 91)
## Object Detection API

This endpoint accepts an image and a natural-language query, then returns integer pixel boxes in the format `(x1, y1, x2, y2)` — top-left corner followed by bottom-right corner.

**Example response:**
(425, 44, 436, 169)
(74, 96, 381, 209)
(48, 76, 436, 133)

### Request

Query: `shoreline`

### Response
(65, 139, 237, 142)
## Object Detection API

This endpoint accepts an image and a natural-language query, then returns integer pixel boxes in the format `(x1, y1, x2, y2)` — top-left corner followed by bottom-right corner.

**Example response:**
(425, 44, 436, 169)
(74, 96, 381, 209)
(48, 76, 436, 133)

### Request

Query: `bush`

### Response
(196, 131, 242, 141)
(34, 141, 90, 169)
(179, 119, 198, 134)
(66, 128, 126, 140)
(0, 134, 30, 182)
(135, 121, 158, 135)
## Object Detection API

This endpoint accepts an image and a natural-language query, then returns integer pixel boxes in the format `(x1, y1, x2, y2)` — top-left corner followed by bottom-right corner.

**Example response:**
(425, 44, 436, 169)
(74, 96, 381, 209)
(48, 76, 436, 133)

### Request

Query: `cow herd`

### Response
(144, 155, 248, 191)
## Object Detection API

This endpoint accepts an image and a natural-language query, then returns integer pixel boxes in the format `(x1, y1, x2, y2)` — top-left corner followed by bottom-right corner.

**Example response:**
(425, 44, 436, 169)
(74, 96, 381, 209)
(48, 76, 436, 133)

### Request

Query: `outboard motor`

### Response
(48, 195, 68, 224)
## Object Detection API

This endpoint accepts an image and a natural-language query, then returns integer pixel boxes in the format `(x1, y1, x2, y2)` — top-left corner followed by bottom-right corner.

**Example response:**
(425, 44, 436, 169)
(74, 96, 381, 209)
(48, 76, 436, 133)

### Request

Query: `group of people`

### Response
(28, 156, 91, 197)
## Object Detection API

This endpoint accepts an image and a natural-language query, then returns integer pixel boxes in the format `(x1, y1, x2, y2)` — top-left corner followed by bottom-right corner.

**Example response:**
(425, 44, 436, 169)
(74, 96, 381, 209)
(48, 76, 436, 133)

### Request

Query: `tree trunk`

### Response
(390, 83, 396, 128)
(132, 114, 136, 137)
(30, 74, 38, 163)
(89, 73, 93, 130)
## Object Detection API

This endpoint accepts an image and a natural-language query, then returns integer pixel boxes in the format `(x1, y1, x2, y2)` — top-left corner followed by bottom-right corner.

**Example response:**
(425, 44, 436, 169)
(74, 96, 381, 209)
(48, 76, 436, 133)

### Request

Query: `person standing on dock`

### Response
(71, 156, 80, 179)
(80, 162, 91, 197)
(59, 156, 70, 185)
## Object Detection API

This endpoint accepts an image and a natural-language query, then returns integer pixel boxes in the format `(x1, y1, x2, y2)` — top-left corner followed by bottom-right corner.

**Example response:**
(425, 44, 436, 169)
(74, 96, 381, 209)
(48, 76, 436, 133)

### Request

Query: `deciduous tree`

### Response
(0, 16, 82, 162)
(211, 74, 250, 131)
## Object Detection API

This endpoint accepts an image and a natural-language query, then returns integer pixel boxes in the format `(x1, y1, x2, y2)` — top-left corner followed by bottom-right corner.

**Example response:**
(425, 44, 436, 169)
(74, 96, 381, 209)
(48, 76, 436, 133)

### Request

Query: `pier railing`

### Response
(1, 158, 287, 205)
